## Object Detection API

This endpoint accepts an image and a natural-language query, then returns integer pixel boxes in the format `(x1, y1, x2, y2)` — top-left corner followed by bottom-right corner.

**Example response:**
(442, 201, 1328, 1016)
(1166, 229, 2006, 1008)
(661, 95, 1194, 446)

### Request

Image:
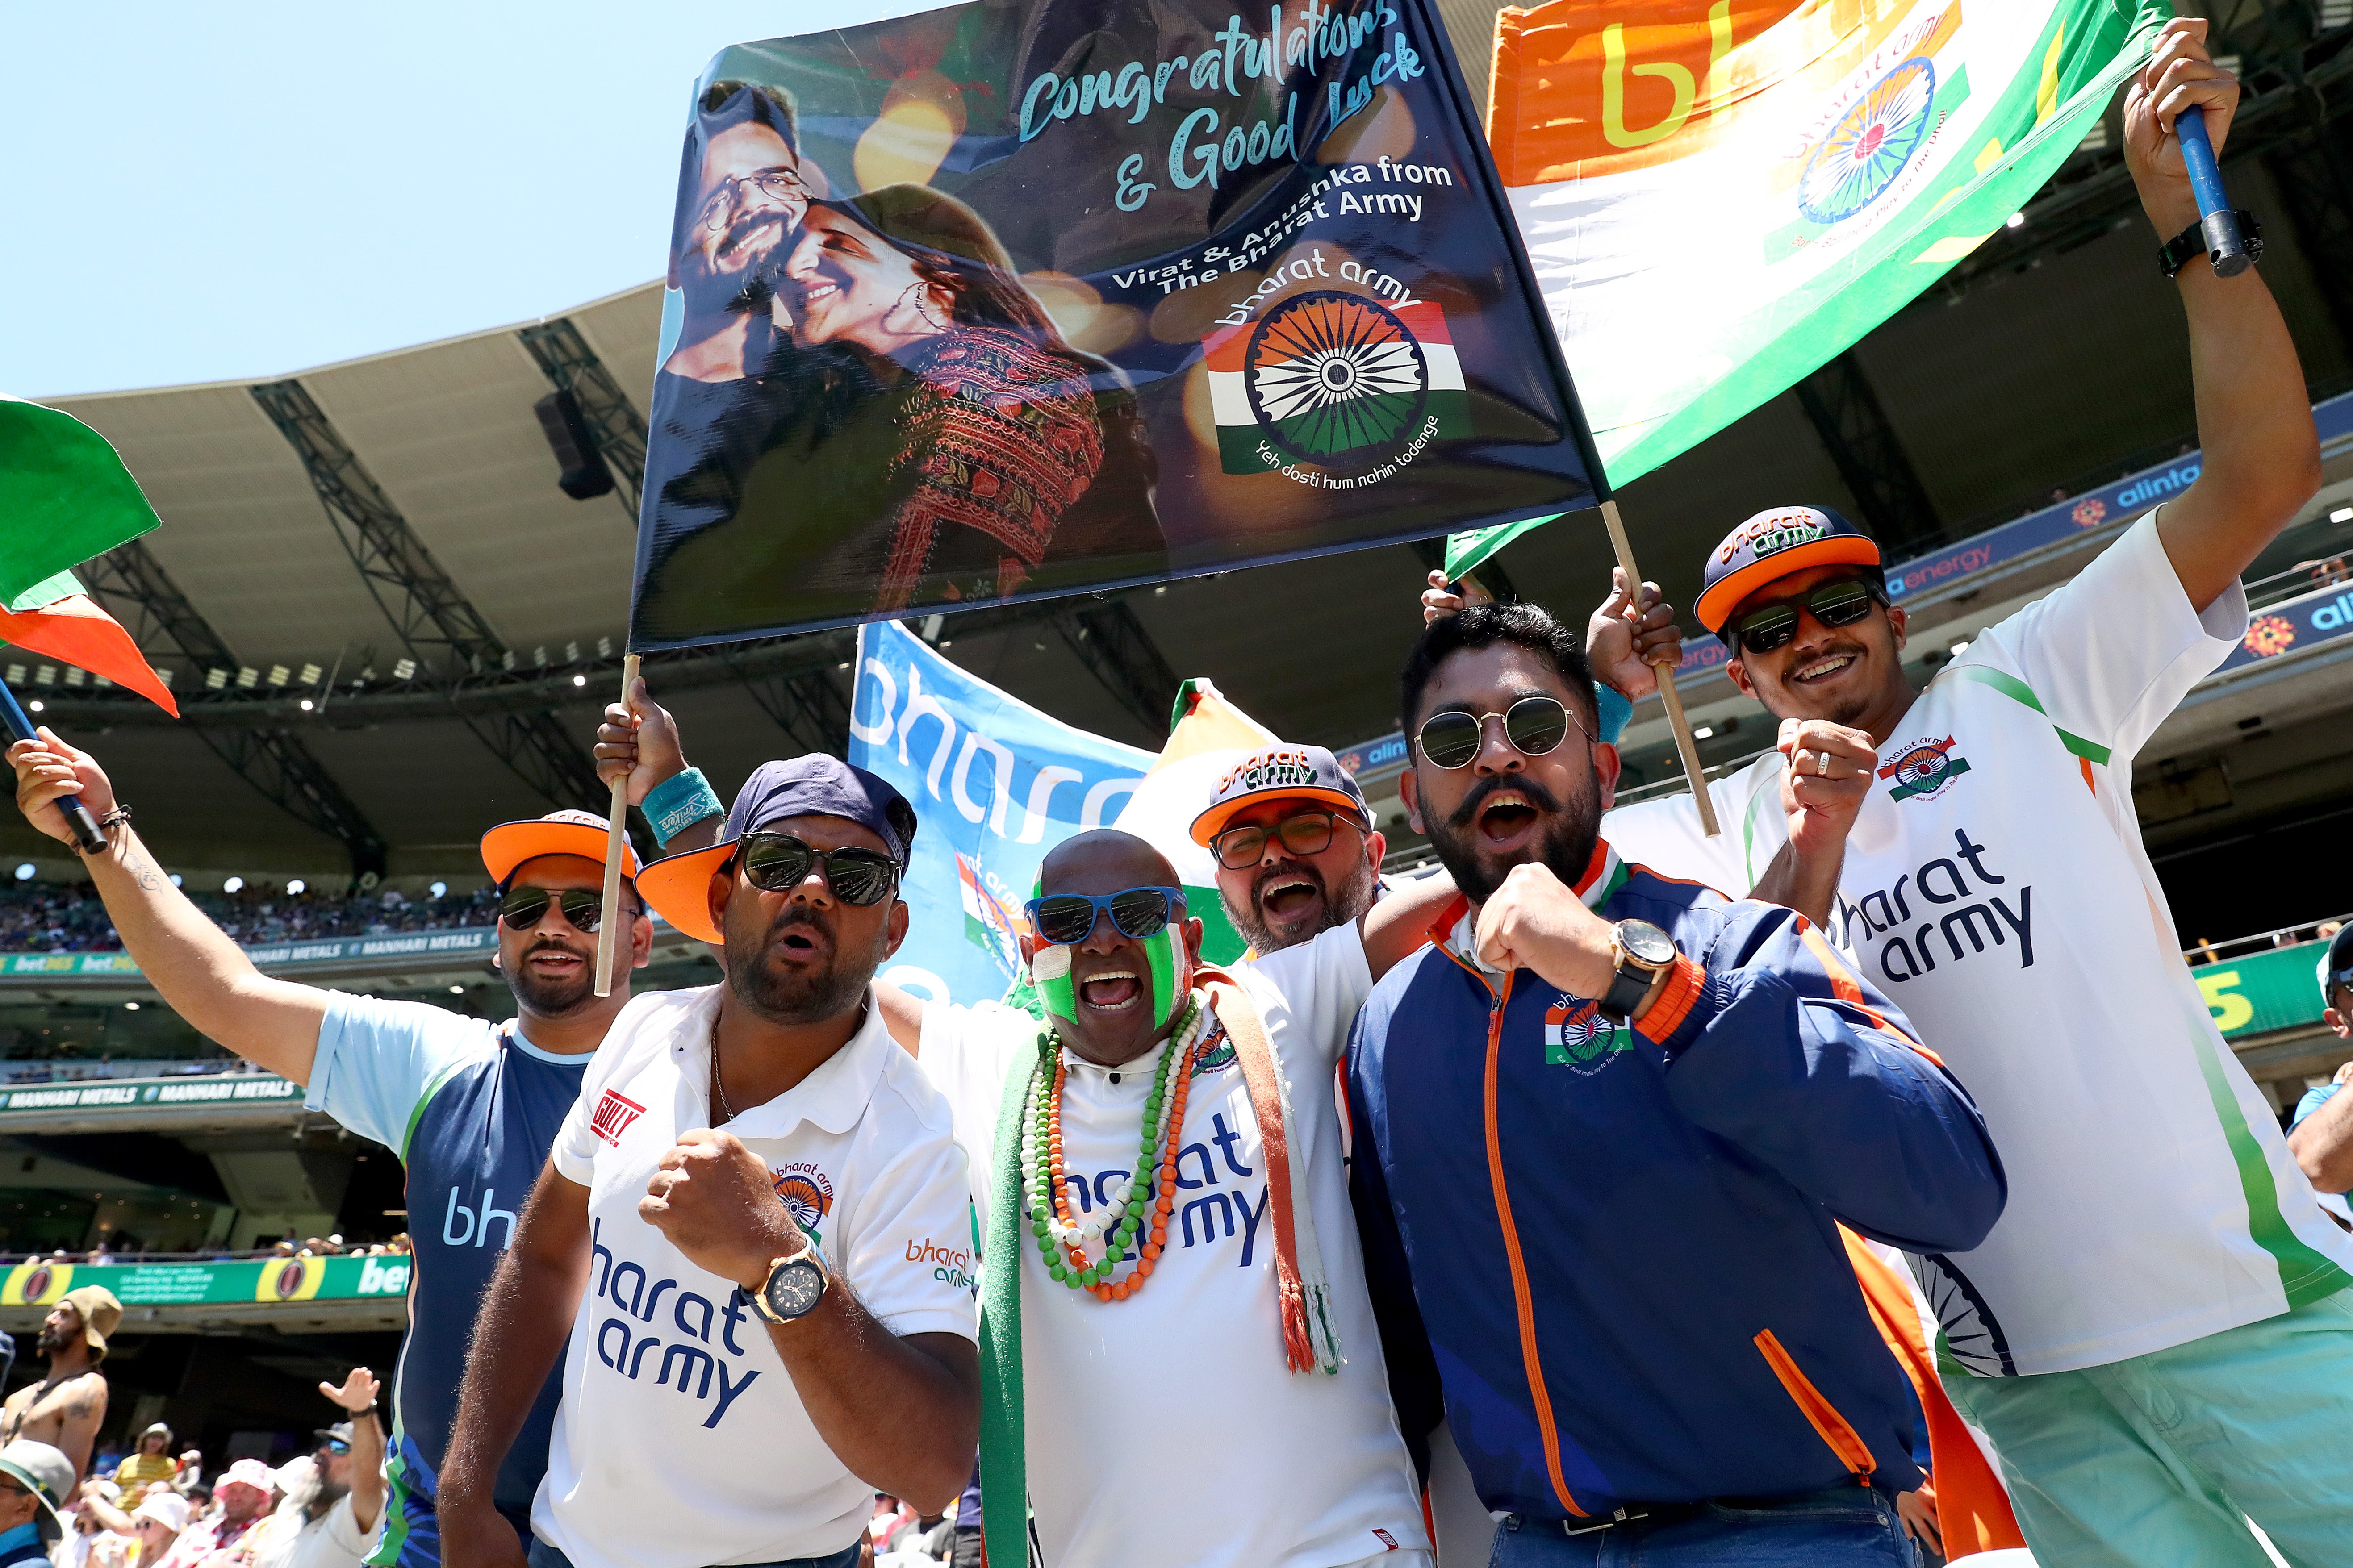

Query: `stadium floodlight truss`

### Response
(78, 541, 390, 878)
(518, 317, 649, 522)
(1793, 351, 1944, 555)
(251, 377, 612, 814)
(724, 655, 855, 758)
(1051, 599, 1183, 735)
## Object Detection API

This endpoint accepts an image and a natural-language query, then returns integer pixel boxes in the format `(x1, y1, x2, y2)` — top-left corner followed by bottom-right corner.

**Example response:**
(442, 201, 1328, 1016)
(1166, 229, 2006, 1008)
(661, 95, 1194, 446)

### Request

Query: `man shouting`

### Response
(438, 759, 977, 1568)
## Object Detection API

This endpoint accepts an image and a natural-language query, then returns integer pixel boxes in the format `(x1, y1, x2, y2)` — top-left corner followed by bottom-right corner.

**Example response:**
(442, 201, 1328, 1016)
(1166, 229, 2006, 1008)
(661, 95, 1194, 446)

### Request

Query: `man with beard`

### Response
(1343, 602, 2005, 1565)
(157, 1462, 276, 1568)
(1600, 29, 2353, 1564)
(1191, 746, 1386, 958)
(5, 729, 652, 1568)
(0, 1287, 114, 1482)
(900, 828, 1452, 1568)
(253, 1368, 385, 1568)
(436, 759, 978, 1568)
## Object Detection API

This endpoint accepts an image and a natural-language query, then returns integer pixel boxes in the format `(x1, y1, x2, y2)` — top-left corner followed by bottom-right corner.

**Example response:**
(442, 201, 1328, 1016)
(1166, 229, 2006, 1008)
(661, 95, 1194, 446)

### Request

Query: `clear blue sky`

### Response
(0, 1, 919, 397)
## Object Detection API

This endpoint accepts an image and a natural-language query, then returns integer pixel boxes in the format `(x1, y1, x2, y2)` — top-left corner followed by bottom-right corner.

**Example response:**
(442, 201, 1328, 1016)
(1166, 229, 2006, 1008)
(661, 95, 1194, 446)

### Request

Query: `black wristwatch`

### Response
(2158, 209, 2261, 278)
(1600, 920, 1677, 1023)
(745, 1249, 829, 1326)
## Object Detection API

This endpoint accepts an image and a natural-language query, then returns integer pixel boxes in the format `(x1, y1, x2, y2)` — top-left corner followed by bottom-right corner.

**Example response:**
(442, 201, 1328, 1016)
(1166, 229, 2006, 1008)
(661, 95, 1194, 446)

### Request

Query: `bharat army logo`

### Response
(1190, 1024, 1237, 1079)
(1244, 291, 1430, 464)
(772, 1164, 836, 1240)
(1879, 735, 1972, 804)
(1797, 57, 1936, 224)
(1543, 994, 1625, 1073)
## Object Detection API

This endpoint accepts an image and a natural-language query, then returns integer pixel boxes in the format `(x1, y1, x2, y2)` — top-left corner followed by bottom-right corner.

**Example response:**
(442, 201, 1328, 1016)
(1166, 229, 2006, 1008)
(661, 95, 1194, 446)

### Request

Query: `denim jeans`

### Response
(1490, 1485, 1919, 1567)
(526, 1537, 861, 1568)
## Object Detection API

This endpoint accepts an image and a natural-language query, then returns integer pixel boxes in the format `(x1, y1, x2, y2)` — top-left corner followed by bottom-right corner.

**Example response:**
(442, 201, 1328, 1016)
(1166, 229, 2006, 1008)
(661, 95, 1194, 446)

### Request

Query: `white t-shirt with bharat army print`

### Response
(916, 921, 1430, 1568)
(1607, 513, 2353, 1377)
(539, 985, 978, 1568)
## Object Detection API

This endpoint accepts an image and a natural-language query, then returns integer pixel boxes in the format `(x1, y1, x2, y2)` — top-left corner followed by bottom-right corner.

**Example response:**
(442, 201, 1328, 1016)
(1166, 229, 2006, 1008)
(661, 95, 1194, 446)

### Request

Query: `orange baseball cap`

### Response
(1694, 505, 1885, 635)
(478, 809, 639, 885)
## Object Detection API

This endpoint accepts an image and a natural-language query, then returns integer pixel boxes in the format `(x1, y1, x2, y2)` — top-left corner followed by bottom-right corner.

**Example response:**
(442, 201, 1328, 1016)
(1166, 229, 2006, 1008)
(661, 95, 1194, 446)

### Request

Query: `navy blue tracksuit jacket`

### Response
(1344, 843, 2004, 1522)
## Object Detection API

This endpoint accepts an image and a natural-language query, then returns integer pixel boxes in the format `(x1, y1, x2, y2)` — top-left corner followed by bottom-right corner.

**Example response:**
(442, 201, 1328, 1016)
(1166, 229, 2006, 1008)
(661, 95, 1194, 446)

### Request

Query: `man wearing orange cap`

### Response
(1596, 26, 2353, 1564)
(5, 730, 653, 1568)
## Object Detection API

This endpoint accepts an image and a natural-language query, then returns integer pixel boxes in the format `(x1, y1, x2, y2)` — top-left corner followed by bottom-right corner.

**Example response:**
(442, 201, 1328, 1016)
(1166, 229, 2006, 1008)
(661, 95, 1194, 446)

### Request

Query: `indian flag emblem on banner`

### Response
(957, 853, 1025, 976)
(1205, 293, 1470, 476)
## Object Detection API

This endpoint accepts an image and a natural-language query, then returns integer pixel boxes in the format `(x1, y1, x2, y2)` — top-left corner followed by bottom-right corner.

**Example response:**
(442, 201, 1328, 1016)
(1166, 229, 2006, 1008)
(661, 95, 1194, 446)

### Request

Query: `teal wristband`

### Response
(644, 767, 723, 847)
(1594, 682, 1633, 746)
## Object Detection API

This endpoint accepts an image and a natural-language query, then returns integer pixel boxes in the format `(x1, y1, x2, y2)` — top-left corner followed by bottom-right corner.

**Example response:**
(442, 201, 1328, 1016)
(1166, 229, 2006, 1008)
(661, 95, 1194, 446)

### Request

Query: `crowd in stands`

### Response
(0, 879, 497, 955)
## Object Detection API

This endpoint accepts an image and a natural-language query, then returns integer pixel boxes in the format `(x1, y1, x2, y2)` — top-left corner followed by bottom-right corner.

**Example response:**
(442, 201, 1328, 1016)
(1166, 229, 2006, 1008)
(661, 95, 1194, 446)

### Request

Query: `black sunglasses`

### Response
(1416, 695, 1588, 771)
(498, 886, 627, 934)
(1726, 576, 1885, 655)
(1210, 811, 1353, 870)
(1024, 886, 1184, 947)
(734, 832, 901, 907)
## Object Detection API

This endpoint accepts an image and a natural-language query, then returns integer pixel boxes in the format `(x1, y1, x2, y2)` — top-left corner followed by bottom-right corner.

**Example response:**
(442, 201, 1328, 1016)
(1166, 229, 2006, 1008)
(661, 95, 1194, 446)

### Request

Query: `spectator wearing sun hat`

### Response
(4, 730, 661, 1568)
(0, 1439, 73, 1567)
(154, 1459, 275, 1568)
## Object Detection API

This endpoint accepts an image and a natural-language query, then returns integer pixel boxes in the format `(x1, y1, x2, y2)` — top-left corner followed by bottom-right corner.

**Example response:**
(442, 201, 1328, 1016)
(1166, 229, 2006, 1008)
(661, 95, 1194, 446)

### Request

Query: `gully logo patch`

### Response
(588, 1089, 647, 1147)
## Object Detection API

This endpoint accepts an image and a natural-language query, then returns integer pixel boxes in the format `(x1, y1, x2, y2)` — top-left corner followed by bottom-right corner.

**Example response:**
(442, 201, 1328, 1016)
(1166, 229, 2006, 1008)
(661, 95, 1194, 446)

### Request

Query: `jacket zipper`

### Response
(1441, 946, 1588, 1519)
(1753, 1329, 1877, 1487)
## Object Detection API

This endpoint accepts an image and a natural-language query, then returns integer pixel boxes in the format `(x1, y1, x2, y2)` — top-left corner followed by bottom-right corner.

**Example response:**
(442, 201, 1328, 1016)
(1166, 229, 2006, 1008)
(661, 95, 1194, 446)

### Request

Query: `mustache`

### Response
(766, 903, 833, 945)
(1450, 773, 1562, 831)
(521, 935, 589, 962)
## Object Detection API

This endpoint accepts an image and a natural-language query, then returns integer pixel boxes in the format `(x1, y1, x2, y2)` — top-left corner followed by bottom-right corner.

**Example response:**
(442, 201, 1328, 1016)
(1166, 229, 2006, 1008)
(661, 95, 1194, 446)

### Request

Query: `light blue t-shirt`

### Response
(306, 994, 593, 1533)
(2293, 1082, 2340, 1132)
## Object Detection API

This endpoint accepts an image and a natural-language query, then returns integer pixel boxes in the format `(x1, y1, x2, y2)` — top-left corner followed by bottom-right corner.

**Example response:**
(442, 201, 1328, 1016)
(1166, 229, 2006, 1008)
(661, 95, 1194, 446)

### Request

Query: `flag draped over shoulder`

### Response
(0, 401, 162, 604)
(1446, 0, 2165, 579)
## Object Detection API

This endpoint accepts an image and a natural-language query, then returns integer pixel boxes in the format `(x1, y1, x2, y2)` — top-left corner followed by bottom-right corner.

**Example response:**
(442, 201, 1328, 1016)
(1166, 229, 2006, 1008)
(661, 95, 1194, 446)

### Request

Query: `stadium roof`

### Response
(9, 7, 2353, 877)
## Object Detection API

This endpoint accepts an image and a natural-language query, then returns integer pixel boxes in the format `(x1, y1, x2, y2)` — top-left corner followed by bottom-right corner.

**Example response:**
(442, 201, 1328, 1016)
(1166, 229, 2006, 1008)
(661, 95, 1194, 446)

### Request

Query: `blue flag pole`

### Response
(2174, 106, 2250, 277)
(0, 683, 108, 854)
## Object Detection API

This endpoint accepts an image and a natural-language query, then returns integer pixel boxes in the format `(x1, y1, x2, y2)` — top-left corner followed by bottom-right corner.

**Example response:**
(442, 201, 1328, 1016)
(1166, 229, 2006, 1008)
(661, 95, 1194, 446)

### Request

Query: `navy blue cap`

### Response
(635, 757, 917, 943)
(2320, 924, 2353, 1005)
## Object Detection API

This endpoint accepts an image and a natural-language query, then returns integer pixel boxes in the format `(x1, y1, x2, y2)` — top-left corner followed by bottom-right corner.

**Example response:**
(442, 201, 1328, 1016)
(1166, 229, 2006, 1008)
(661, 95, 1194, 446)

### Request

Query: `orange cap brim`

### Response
(1188, 787, 1370, 847)
(1695, 537, 1885, 634)
(479, 819, 640, 884)
(632, 842, 736, 944)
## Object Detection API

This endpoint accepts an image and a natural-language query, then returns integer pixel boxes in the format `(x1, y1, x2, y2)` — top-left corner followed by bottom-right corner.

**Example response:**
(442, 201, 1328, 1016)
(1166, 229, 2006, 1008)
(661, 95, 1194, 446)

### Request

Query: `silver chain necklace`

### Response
(709, 1020, 736, 1125)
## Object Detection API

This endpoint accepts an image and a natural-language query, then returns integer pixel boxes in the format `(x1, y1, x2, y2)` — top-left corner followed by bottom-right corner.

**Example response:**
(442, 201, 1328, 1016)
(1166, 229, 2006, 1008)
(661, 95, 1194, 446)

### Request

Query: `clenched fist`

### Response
(640, 1127, 805, 1292)
(1473, 861, 1619, 1000)
(1778, 718, 1876, 862)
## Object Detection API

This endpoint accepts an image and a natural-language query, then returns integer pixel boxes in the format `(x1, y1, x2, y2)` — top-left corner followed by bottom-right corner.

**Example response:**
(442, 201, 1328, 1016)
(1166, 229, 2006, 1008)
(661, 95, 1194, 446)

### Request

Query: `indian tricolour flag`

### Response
(956, 851, 1025, 973)
(1446, 0, 2164, 580)
(1205, 296, 1471, 476)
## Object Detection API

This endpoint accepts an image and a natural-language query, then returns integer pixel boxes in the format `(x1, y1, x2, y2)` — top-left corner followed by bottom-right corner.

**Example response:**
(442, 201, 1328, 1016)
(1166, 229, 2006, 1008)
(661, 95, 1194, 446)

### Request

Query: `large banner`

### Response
(1, 1254, 410, 1309)
(1487, 0, 2161, 491)
(848, 621, 1153, 1006)
(628, 0, 1602, 649)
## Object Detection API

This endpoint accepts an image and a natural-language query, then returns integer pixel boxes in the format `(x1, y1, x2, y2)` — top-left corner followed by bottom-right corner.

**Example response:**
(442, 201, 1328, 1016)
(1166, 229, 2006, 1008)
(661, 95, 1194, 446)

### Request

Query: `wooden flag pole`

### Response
(1598, 500, 1721, 838)
(593, 652, 641, 998)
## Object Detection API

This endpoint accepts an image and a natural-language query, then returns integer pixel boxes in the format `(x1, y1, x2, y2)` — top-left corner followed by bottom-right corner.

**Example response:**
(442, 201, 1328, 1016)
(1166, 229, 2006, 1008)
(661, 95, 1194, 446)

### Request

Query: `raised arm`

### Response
(9, 732, 327, 1081)
(320, 1367, 385, 1535)
(2126, 20, 2322, 610)
(439, 1161, 592, 1568)
(1361, 868, 1459, 980)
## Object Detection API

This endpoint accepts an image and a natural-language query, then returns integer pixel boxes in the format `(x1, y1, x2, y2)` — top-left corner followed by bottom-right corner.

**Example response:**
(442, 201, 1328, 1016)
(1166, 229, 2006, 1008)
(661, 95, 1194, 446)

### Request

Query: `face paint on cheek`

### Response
(1031, 942, 1077, 1020)
(1141, 924, 1181, 1028)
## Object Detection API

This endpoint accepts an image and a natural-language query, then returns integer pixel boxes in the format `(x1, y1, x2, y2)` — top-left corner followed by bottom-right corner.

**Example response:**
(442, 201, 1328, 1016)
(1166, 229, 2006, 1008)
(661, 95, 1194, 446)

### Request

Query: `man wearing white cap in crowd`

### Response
(156, 1460, 275, 1568)
(0, 1440, 74, 1568)
(5, 730, 655, 1568)
(253, 1368, 385, 1568)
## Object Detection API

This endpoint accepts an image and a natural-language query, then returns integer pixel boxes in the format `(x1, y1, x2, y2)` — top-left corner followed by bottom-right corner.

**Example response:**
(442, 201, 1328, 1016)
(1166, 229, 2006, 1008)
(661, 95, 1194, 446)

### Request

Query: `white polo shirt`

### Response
(918, 923, 1431, 1568)
(538, 985, 978, 1568)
